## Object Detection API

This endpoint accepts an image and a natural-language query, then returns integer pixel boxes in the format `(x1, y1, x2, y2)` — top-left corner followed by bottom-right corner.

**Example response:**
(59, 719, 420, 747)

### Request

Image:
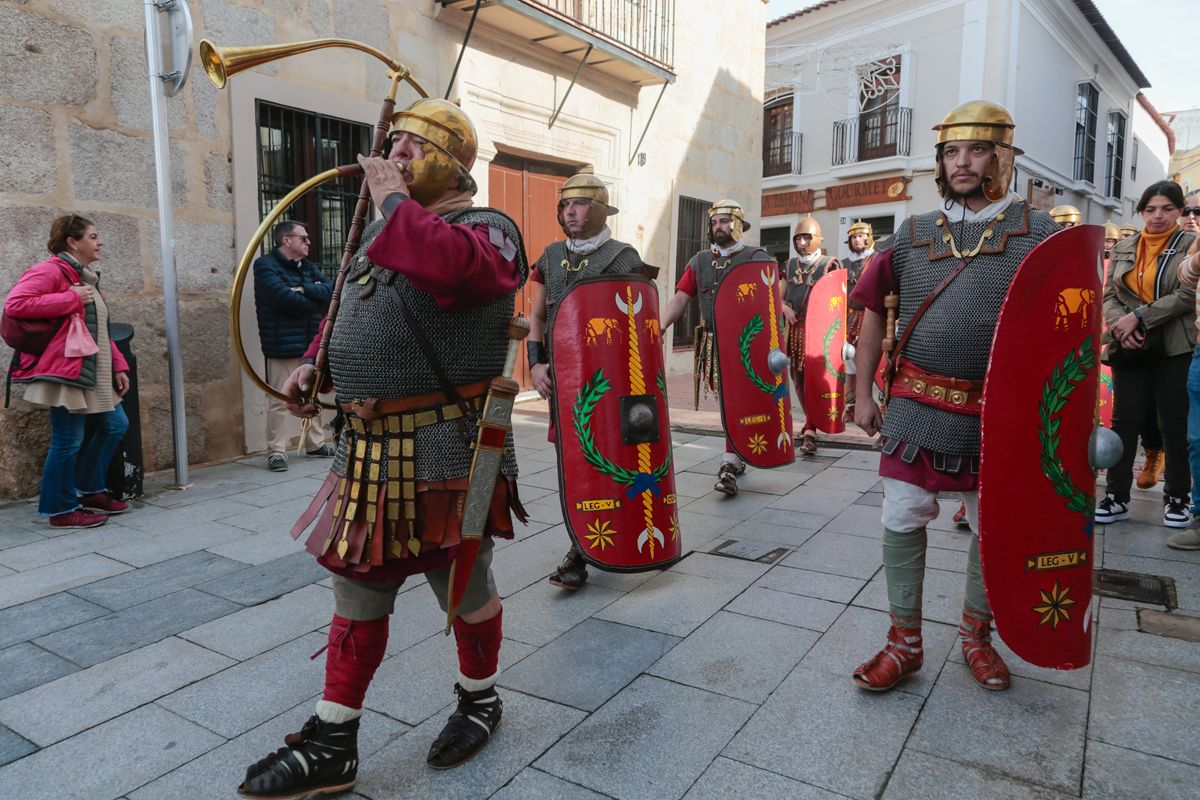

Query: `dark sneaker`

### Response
(1094, 494, 1130, 524)
(79, 492, 129, 515)
(306, 443, 336, 457)
(548, 545, 588, 590)
(238, 715, 358, 799)
(427, 683, 502, 769)
(1163, 496, 1190, 528)
(267, 453, 288, 472)
(49, 510, 108, 529)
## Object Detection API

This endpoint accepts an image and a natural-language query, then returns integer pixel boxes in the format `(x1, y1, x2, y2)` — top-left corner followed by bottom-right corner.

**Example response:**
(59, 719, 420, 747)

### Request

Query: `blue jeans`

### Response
(1188, 347, 1200, 512)
(39, 404, 129, 517)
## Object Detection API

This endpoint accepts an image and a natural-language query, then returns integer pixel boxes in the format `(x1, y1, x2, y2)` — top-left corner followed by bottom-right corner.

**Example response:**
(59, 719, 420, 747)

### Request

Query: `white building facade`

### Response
(760, 0, 1173, 263)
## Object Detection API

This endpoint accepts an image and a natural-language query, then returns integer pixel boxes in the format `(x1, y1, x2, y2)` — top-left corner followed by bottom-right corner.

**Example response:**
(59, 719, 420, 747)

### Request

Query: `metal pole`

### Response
(144, 0, 190, 486)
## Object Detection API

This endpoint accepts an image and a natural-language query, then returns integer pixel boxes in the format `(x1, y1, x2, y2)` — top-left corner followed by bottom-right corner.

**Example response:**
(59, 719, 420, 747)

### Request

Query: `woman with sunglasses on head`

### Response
(1097, 181, 1196, 534)
(1170, 193, 1200, 549)
(1180, 191, 1200, 234)
(4, 214, 131, 529)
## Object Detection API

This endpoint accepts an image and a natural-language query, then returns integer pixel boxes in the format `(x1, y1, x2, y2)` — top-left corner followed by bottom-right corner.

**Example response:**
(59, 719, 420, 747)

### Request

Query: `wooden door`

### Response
(489, 161, 569, 389)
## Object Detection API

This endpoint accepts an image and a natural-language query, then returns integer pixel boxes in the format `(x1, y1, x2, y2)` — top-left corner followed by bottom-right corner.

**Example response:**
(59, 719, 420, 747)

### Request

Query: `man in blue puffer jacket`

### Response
(253, 220, 334, 471)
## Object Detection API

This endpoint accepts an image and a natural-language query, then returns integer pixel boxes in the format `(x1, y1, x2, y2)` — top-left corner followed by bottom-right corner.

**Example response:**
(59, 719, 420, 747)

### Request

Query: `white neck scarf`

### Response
(943, 191, 1021, 223)
(845, 247, 874, 263)
(565, 226, 612, 255)
(797, 251, 822, 265)
(712, 240, 746, 258)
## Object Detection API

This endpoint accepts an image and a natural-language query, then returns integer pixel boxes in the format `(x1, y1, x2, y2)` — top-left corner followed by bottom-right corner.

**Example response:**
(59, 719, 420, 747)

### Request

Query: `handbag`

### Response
(62, 313, 99, 358)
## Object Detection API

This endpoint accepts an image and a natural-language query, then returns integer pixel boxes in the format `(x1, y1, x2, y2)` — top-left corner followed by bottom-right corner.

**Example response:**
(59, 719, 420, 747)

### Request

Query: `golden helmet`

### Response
(1049, 205, 1082, 227)
(846, 219, 874, 250)
(932, 100, 1023, 203)
(1118, 224, 1138, 240)
(389, 98, 478, 205)
(557, 170, 616, 239)
(1104, 220, 1120, 241)
(709, 199, 750, 242)
(792, 214, 823, 253)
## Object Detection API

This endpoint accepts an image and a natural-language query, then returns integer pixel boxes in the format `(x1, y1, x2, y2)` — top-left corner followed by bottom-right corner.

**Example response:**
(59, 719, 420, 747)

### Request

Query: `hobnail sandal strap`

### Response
(854, 628, 923, 689)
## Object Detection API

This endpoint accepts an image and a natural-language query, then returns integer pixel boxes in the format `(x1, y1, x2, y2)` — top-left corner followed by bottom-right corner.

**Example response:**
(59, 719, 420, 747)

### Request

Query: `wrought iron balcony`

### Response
(438, 0, 675, 82)
(832, 105, 912, 166)
(764, 130, 803, 177)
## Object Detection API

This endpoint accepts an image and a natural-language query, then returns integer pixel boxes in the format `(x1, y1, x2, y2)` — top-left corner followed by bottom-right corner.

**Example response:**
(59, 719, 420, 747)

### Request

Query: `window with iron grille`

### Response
(256, 100, 372, 279)
(763, 96, 795, 176)
(1104, 111, 1126, 199)
(671, 195, 711, 349)
(1073, 83, 1098, 183)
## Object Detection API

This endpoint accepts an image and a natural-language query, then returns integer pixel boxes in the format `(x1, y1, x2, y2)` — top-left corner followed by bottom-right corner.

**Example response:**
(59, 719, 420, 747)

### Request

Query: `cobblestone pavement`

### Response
(0, 413, 1196, 799)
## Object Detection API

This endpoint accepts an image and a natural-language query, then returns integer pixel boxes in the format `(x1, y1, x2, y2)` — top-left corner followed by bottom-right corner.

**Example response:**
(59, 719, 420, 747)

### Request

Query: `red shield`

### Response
(1097, 365, 1113, 428)
(979, 224, 1105, 669)
(803, 269, 847, 434)
(713, 260, 796, 468)
(550, 275, 681, 571)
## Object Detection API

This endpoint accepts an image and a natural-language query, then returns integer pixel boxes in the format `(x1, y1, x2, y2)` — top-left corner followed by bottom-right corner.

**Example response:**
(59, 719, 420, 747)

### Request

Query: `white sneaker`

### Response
(1094, 494, 1130, 524)
(1163, 496, 1190, 528)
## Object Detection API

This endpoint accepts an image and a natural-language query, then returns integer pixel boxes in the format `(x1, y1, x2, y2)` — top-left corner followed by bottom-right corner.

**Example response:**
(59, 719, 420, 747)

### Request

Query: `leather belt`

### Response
(892, 359, 982, 414)
(339, 379, 491, 421)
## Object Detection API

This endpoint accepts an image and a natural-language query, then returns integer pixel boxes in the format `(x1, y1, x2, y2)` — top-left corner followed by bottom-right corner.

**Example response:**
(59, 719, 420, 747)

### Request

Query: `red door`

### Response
(489, 161, 570, 389)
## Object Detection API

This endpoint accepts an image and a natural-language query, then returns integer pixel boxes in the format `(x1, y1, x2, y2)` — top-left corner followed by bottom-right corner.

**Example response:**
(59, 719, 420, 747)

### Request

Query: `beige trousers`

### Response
(265, 356, 329, 454)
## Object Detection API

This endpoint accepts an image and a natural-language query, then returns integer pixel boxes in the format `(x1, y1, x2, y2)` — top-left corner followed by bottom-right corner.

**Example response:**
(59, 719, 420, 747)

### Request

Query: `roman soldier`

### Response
(237, 98, 529, 798)
(1050, 204, 1082, 228)
(1104, 220, 1120, 262)
(841, 219, 875, 420)
(661, 199, 773, 496)
(781, 215, 840, 455)
(526, 171, 652, 591)
(849, 100, 1058, 693)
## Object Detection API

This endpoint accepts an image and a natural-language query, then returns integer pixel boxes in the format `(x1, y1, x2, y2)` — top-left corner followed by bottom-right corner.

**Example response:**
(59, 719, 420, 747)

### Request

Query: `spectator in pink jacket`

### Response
(5, 214, 133, 528)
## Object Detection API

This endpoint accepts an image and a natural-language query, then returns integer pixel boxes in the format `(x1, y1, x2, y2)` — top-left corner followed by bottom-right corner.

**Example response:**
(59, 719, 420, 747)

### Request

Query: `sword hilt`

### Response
(503, 315, 530, 377)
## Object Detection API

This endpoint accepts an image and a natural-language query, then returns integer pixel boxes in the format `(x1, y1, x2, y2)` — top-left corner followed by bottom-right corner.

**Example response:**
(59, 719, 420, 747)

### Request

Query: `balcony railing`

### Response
(525, 0, 675, 69)
(832, 105, 912, 166)
(764, 130, 803, 177)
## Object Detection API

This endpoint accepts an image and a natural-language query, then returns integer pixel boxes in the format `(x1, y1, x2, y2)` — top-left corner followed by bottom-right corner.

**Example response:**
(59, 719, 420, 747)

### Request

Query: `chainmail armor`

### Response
(782, 254, 837, 315)
(540, 238, 644, 335)
(328, 207, 529, 481)
(693, 245, 773, 330)
(882, 202, 1057, 455)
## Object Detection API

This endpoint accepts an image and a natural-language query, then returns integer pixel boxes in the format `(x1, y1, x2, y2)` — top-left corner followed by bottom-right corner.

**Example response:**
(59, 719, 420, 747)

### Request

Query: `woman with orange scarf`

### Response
(1097, 181, 1196, 529)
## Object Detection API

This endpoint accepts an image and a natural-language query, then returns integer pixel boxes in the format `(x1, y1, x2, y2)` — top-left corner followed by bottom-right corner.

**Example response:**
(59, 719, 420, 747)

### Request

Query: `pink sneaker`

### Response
(79, 492, 130, 515)
(50, 510, 108, 529)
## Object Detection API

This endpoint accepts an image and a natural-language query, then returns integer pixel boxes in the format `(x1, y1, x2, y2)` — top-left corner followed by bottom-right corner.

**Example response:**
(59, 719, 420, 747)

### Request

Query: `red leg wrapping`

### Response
(322, 614, 389, 709)
(453, 609, 503, 681)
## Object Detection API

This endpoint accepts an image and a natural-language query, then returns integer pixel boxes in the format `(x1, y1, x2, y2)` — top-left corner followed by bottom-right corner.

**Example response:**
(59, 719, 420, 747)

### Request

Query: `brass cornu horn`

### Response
(202, 37, 429, 408)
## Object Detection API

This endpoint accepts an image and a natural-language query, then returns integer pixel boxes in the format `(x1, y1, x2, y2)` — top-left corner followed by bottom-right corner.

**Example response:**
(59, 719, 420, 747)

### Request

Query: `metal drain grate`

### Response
(1094, 568, 1177, 609)
(709, 539, 789, 564)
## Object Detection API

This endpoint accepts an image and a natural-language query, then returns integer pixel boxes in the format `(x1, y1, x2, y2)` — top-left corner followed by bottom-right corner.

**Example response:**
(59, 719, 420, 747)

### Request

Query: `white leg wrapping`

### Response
(457, 670, 499, 693)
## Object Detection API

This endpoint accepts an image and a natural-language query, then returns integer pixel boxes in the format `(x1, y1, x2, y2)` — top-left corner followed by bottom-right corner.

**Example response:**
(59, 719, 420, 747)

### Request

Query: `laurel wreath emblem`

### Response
(1038, 336, 1096, 524)
(738, 314, 778, 395)
(823, 316, 845, 383)
(573, 369, 672, 487)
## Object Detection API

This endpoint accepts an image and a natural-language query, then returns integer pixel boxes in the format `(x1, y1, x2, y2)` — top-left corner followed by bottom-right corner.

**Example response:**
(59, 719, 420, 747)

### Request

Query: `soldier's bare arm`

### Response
(528, 281, 552, 399)
(660, 289, 692, 331)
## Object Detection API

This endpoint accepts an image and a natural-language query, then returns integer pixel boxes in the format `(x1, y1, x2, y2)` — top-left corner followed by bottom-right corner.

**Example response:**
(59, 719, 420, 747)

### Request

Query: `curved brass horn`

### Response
(230, 164, 363, 407)
(205, 37, 430, 417)
(198, 37, 430, 97)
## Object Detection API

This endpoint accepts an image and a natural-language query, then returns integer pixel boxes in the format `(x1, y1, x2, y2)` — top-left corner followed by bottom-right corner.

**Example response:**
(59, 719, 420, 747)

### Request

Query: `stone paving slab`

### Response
(1082, 740, 1200, 800)
(781, 532, 882, 580)
(0, 527, 47, 553)
(32, 588, 240, 668)
(538, 675, 756, 800)
(492, 767, 612, 799)
(178, 583, 333, 660)
(0, 704, 223, 800)
(211, 494, 310, 536)
(380, 584, 449, 656)
(127, 698, 408, 800)
(68, 550, 249, 610)
(1088, 656, 1200, 766)
(502, 619, 679, 711)
(355, 690, 587, 800)
(0, 637, 234, 746)
(0, 553, 131, 611)
(109, 495, 256, 534)
(744, 506, 827, 533)
(819, 504, 884, 538)
(0, 724, 35, 769)
(367, 636, 535, 725)
(193, 549, 327, 605)
(0, 642, 78, 700)
(492, 528, 574, 598)
(682, 757, 849, 800)
(945, 626, 1094, 692)
(714, 518, 818, 548)
(593, 570, 748, 637)
(908, 666, 1089, 794)
(97, 519, 248, 568)
(668, 551, 772, 586)
(203, 528, 308, 564)
(502, 579, 625, 648)
(157, 633, 326, 738)
(0, 523, 148, 572)
(1095, 620, 1200, 675)
(648, 611, 817, 703)
(753, 565, 867, 605)
(681, 489, 786, 522)
(766, 487, 862, 521)
(0, 592, 109, 650)
(803, 466, 882, 493)
(726, 586, 845, 632)
(725, 666, 924, 800)
(882, 749, 1076, 799)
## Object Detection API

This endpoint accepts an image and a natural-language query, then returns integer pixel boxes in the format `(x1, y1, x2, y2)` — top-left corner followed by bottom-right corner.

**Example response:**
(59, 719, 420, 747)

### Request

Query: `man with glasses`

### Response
(253, 220, 334, 471)
(1181, 191, 1200, 234)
